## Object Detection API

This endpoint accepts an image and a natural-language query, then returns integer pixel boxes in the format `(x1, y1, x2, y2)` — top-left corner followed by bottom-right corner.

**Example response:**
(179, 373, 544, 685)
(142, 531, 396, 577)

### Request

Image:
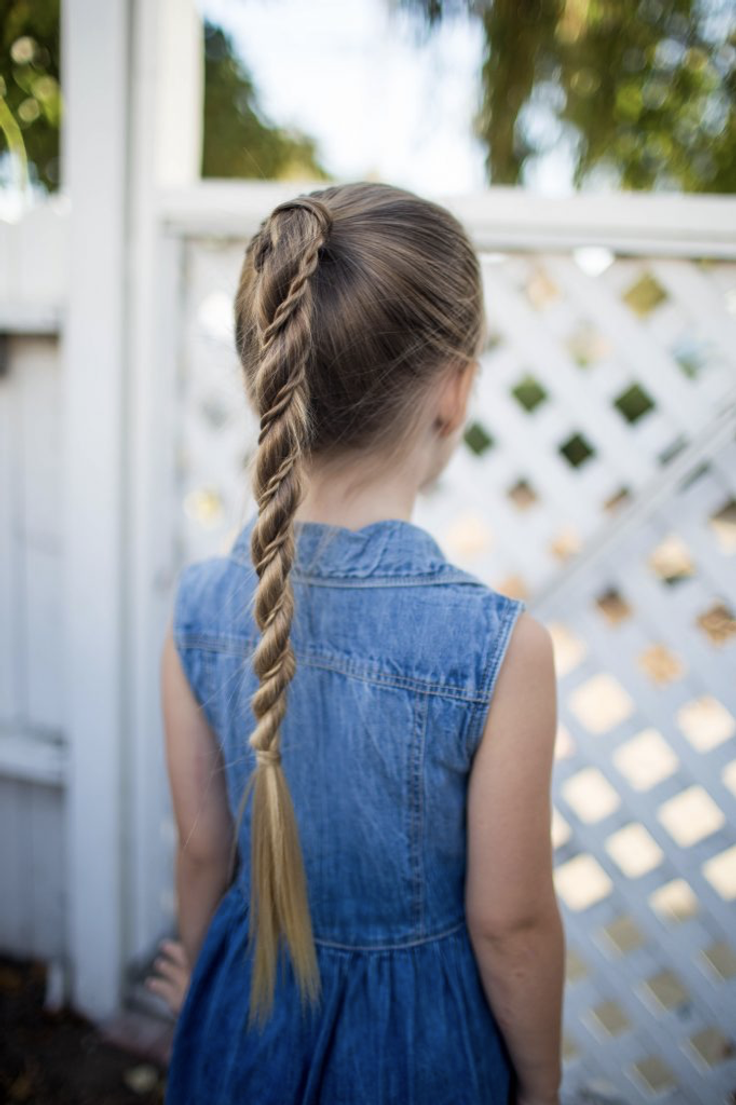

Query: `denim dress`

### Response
(164, 514, 527, 1105)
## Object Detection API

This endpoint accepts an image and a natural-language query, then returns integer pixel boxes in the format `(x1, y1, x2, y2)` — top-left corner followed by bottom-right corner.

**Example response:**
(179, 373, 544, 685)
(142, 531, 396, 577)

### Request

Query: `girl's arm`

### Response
(174, 841, 231, 969)
(465, 611, 564, 1105)
(161, 625, 235, 968)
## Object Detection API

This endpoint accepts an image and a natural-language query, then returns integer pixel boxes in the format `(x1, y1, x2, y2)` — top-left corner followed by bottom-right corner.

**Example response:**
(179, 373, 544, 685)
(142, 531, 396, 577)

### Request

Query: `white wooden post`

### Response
(61, 0, 203, 1020)
(61, 0, 130, 1020)
(126, 0, 203, 970)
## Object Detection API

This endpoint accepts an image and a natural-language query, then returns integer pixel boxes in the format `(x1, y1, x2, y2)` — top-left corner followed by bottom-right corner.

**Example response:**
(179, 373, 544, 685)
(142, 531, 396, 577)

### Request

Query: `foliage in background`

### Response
(2, 0, 733, 194)
(202, 20, 330, 180)
(0, 0, 62, 192)
(0, 4, 329, 193)
(398, 0, 736, 192)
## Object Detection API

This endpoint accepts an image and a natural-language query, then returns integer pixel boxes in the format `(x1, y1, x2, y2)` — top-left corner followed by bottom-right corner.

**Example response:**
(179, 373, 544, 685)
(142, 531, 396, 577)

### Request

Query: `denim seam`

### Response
(229, 880, 466, 951)
(408, 691, 425, 938)
(174, 633, 488, 704)
(291, 574, 483, 589)
(466, 597, 524, 760)
(227, 550, 485, 589)
(173, 632, 220, 728)
(200, 650, 218, 731)
(311, 919, 467, 953)
(409, 692, 419, 935)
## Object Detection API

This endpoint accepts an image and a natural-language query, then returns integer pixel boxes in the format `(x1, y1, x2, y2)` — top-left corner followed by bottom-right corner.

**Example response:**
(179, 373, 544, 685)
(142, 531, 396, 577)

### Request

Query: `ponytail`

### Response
(230, 181, 484, 1028)
(229, 196, 332, 1029)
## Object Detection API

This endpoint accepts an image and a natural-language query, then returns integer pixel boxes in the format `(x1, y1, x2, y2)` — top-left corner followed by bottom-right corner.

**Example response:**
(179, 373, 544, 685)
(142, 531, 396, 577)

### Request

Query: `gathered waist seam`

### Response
(230, 881, 468, 952)
(312, 919, 467, 952)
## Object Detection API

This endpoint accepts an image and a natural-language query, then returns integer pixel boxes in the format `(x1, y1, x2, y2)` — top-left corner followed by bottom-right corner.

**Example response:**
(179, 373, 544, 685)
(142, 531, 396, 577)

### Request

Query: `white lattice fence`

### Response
(416, 252, 736, 602)
(536, 421, 736, 1105)
(172, 227, 736, 1104)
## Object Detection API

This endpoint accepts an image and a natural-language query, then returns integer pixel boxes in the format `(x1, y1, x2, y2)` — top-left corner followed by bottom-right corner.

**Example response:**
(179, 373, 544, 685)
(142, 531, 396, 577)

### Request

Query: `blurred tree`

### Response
(202, 19, 330, 180)
(396, 0, 736, 192)
(0, 0, 62, 191)
(3, 0, 732, 193)
(0, 6, 330, 193)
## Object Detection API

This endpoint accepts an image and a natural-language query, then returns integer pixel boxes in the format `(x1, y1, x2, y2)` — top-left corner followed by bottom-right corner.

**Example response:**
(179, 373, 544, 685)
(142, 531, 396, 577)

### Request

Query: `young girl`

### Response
(154, 181, 565, 1105)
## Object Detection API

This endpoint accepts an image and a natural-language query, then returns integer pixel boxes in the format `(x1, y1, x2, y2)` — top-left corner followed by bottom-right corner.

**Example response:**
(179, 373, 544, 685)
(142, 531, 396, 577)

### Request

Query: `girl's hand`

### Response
(145, 938, 192, 1016)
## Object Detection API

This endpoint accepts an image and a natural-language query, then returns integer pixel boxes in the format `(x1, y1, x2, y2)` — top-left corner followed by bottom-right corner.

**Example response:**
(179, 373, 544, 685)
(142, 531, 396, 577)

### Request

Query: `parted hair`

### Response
(231, 181, 486, 1028)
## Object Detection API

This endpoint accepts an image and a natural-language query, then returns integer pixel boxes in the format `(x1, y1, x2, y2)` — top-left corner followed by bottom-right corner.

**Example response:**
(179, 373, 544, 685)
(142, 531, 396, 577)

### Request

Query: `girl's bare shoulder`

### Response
(484, 608, 557, 736)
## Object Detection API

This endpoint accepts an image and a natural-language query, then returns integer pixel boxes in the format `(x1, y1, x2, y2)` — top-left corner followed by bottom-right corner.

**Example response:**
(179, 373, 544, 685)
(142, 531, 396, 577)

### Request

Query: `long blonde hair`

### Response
(230, 182, 485, 1029)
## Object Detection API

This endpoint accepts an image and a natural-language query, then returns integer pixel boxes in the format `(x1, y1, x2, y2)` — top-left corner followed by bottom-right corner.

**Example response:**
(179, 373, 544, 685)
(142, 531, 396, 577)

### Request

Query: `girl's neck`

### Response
(294, 453, 423, 532)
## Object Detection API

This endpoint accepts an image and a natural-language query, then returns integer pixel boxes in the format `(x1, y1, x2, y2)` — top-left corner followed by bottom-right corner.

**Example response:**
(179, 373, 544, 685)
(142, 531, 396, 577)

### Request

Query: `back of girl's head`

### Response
(230, 181, 485, 1029)
(236, 181, 486, 465)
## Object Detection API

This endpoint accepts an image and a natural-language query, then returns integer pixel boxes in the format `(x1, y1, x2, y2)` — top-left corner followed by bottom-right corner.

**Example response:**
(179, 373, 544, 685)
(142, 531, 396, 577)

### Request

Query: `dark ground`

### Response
(0, 954, 171, 1105)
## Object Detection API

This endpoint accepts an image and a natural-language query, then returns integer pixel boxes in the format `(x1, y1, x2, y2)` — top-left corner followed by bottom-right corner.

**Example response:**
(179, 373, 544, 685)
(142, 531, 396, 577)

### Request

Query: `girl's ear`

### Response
(435, 361, 478, 437)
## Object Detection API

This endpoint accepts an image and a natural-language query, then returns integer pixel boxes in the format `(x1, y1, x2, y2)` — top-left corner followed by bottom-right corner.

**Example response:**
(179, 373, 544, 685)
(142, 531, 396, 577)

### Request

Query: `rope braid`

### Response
(228, 181, 486, 1030)
(231, 195, 332, 1030)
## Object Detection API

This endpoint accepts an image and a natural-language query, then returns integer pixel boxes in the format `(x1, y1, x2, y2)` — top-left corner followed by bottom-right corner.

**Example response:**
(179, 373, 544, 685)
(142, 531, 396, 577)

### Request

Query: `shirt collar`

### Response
(229, 512, 450, 580)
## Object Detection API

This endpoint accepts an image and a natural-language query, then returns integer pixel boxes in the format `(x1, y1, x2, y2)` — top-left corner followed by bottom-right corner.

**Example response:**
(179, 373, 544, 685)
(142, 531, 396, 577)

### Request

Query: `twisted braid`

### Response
(230, 181, 486, 1031)
(232, 195, 331, 1030)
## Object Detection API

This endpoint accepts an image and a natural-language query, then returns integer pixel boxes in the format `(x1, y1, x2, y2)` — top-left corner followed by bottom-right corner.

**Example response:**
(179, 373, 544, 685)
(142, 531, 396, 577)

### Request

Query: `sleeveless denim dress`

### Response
(164, 514, 527, 1105)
